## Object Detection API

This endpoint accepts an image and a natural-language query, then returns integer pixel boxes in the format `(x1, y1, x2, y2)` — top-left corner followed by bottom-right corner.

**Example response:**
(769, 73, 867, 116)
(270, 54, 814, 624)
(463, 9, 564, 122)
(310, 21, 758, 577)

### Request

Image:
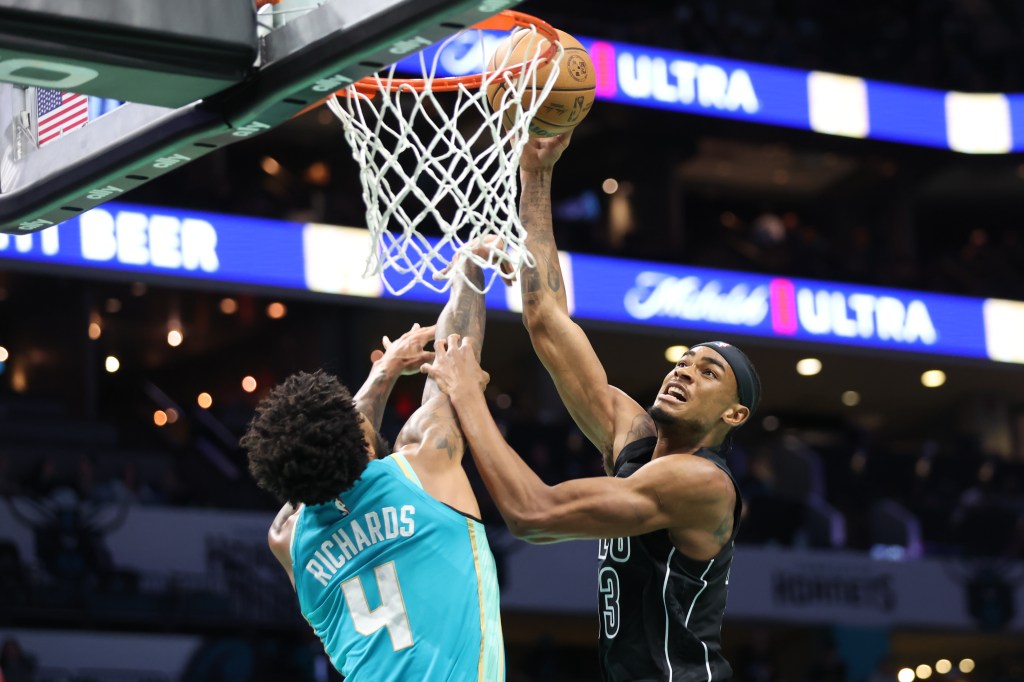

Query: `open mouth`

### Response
(660, 384, 687, 402)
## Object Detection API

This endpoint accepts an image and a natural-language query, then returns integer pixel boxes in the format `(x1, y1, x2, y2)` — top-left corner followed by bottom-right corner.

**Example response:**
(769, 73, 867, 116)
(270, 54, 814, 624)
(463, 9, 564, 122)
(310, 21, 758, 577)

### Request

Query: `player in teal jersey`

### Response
(241, 252, 503, 681)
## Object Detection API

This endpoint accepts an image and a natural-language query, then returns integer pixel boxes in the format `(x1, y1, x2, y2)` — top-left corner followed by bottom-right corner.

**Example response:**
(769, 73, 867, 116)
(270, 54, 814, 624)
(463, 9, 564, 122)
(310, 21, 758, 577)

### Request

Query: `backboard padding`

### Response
(0, 0, 257, 106)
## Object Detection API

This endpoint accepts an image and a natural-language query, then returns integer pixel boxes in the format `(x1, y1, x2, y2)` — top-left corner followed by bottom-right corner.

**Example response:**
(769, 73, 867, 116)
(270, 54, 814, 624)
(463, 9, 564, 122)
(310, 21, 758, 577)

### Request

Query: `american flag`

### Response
(36, 89, 89, 147)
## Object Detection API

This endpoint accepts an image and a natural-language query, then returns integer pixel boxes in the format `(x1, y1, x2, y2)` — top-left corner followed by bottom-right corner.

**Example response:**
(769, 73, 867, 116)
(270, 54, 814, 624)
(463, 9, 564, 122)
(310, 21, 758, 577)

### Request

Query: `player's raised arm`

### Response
(422, 335, 737, 554)
(519, 135, 654, 472)
(422, 244, 488, 403)
(353, 323, 436, 431)
(388, 244, 494, 525)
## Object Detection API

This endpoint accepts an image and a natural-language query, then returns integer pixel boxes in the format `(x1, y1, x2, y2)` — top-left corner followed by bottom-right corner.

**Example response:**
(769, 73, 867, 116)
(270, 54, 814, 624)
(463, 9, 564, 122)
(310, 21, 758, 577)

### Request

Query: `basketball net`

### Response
(327, 13, 562, 295)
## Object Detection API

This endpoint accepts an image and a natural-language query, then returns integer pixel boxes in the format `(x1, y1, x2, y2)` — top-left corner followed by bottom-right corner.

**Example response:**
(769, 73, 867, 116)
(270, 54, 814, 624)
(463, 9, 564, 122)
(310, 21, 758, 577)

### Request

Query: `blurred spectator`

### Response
(25, 458, 60, 499)
(74, 455, 98, 503)
(952, 461, 1022, 558)
(0, 638, 38, 682)
(3, 383, 1023, 562)
(142, 468, 190, 507)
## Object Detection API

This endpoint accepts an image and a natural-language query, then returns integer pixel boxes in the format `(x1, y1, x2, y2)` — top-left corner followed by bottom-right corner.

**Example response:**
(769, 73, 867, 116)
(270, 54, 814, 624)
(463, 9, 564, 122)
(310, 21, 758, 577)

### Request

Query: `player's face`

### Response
(652, 346, 741, 428)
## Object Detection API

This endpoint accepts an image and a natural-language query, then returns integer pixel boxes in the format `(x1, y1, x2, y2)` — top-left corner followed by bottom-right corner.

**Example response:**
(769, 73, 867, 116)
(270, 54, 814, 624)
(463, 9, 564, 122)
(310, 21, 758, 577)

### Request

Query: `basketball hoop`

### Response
(326, 11, 562, 295)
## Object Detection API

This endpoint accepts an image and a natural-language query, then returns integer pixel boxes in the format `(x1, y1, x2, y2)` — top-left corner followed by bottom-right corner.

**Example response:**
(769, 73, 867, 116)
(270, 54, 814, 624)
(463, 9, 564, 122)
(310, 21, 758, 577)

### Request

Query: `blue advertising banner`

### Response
(1, 203, 1018, 363)
(0, 204, 307, 290)
(566, 255, 987, 359)
(395, 32, 1023, 153)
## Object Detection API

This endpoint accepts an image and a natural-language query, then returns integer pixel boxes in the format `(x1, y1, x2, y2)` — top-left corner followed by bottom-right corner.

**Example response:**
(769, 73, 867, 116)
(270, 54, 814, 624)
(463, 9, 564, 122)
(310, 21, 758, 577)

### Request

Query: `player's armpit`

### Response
(607, 389, 656, 472)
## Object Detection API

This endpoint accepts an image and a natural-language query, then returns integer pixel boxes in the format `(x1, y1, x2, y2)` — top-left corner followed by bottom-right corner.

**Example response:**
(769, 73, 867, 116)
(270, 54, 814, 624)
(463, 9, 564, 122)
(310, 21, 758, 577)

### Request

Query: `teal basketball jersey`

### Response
(291, 454, 504, 681)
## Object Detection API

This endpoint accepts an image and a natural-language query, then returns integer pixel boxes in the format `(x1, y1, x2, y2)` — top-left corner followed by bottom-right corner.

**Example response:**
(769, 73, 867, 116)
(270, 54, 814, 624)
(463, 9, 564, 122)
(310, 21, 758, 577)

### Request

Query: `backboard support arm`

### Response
(0, 0, 521, 235)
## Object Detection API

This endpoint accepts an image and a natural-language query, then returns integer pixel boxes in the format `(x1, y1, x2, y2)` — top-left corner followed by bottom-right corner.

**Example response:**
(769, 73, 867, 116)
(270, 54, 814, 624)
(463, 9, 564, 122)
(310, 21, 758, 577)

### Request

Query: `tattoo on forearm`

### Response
(355, 372, 393, 431)
(523, 266, 542, 295)
(545, 256, 562, 293)
(439, 264, 485, 337)
(425, 267, 485, 403)
(519, 184, 568, 310)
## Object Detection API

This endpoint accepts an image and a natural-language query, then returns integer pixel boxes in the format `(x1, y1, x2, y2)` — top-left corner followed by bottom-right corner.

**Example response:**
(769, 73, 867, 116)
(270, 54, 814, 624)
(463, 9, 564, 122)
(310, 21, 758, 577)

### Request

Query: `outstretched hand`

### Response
(519, 131, 572, 173)
(369, 322, 436, 375)
(420, 333, 490, 396)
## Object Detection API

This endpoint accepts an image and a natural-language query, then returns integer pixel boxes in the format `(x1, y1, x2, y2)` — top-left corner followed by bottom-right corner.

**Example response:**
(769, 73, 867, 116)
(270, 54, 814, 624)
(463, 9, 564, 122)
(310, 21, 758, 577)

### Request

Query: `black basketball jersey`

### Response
(597, 437, 743, 682)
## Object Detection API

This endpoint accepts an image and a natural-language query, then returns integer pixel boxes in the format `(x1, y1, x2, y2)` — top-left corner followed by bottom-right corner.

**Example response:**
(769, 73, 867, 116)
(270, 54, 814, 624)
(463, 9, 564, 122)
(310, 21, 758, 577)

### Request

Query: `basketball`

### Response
(486, 29, 596, 137)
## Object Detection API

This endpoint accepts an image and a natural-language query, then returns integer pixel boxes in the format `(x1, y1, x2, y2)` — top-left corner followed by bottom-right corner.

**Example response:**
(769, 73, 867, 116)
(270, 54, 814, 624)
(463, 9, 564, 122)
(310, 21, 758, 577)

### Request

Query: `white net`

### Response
(327, 21, 562, 295)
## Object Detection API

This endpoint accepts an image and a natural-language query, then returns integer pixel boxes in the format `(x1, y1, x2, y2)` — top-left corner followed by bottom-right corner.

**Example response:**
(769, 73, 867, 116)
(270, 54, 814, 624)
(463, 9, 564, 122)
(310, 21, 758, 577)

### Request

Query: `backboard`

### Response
(0, 0, 521, 235)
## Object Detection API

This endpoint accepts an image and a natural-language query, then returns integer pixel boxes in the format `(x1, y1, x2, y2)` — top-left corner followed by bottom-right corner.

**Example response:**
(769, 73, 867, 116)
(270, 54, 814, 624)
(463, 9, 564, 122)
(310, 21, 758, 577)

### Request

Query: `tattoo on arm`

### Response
(448, 267, 485, 353)
(424, 260, 486, 403)
(354, 370, 396, 432)
(411, 397, 464, 460)
(713, 512, 733, 545)
(522, 265, 542, 295)
(545, 254, 562, 293)
(519, 177, 568, 314)
(603, 414, 656, 475)
(624, 414, 657, 444)
(435, 434, 456, 461)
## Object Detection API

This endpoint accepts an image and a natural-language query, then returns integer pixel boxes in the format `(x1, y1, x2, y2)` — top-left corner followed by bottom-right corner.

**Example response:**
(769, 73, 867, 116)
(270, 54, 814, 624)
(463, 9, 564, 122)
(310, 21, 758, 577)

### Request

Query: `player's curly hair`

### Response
(241, 370, 374, 506)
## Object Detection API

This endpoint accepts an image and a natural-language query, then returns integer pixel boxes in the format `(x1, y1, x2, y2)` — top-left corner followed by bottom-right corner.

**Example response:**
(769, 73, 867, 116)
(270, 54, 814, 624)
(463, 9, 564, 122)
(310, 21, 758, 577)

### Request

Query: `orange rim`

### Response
(352, 10, 560, 93)
(292, 10, 559, 117)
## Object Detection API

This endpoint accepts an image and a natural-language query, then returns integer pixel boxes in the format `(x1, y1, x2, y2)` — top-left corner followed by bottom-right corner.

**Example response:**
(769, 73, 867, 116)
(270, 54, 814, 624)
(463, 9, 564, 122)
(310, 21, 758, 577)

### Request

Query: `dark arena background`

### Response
(1, 1, 1024, 680)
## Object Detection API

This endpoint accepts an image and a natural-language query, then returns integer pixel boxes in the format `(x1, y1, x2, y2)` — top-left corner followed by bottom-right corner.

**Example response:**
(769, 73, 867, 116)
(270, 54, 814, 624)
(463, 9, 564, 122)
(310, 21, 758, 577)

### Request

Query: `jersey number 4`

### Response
(341, 561, 414, 650)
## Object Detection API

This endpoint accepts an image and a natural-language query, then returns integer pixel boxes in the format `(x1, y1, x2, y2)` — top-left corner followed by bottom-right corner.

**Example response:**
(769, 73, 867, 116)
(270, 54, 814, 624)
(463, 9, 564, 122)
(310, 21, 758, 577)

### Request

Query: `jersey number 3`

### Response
(598, 538, 629, 639)
(341, 561, 414, 650)
(598, 567, 620, 638)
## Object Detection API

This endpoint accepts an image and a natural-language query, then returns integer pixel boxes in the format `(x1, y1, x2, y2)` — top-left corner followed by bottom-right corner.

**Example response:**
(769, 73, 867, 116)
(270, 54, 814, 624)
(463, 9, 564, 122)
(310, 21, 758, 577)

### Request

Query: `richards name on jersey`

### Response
(305, 505, 416, 586)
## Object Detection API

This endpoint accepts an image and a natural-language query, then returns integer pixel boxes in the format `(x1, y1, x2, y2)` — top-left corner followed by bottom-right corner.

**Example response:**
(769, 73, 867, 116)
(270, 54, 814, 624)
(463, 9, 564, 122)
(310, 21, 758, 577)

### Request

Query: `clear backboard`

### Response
(0, 0, 520, 234)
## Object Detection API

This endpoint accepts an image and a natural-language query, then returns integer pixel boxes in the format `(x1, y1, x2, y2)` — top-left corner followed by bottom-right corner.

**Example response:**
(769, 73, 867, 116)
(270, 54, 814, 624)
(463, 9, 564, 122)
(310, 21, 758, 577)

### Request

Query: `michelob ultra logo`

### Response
(769, 278, 937, 344)
(396, 36, 761, 117)
(623, 272, 769, 325)
(623, 272, 938, 347)
(608, 47, 760, 113)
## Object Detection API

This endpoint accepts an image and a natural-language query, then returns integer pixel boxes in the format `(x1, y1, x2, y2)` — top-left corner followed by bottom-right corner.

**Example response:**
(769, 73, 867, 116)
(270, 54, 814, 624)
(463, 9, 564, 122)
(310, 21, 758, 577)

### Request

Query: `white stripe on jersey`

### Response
(661, 548, 677, 681)
(679, 558, 715, 682)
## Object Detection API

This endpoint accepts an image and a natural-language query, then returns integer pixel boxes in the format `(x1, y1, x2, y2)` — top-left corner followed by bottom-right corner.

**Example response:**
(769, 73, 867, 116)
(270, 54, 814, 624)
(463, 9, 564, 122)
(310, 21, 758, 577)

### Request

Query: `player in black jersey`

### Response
(421, 133, 761, 681)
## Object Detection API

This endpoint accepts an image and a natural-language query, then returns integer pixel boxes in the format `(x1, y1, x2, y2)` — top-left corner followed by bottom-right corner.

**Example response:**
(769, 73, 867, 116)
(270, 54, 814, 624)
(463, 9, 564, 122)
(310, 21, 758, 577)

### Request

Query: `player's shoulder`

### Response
(350, 455, 401, 487)
(374, 451, 420, 483)
(635, 454, 736, 537)
(639, 452, 735, 501)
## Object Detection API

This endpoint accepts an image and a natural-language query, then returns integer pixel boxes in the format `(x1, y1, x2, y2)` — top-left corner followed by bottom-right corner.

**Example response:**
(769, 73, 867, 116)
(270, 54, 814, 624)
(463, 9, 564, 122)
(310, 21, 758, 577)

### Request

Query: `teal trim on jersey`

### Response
(389, 452, 423, 488)
(291, 456, 504, 681)
(471, 519, 505, 679)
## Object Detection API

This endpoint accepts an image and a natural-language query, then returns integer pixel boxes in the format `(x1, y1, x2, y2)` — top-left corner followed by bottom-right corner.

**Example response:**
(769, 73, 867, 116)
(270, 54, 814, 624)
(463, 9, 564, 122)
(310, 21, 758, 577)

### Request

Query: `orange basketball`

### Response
(486, 29, 596, 137)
